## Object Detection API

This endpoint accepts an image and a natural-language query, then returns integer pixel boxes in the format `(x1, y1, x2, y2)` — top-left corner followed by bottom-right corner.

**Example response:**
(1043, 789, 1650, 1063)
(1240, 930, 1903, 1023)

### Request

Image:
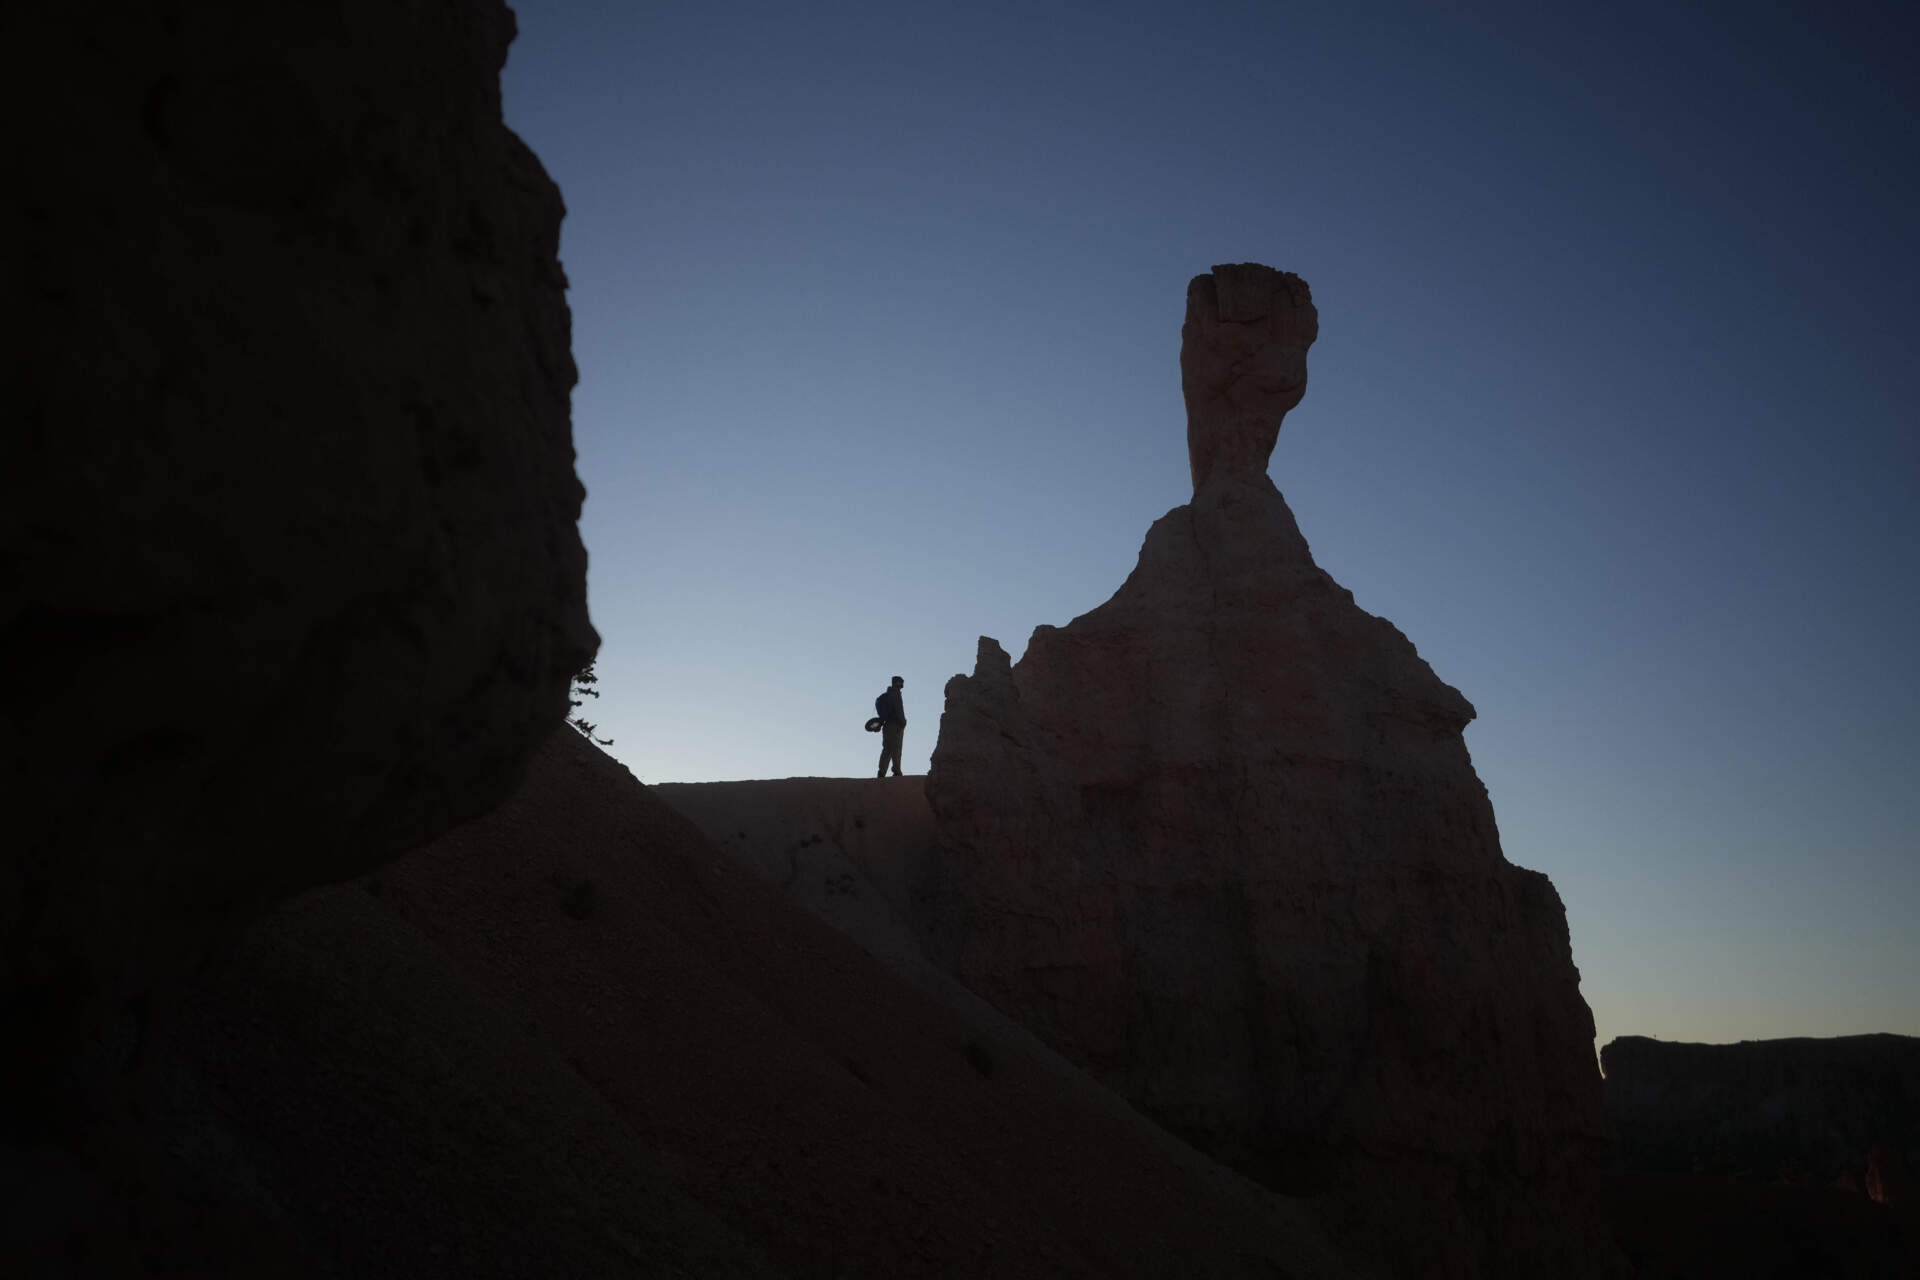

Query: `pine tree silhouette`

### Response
(568, 662, 613, 746)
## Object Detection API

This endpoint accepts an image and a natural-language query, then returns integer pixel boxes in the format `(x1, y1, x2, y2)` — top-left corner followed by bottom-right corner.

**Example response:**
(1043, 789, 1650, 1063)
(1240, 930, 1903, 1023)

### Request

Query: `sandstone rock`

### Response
(1182, 263, 1318, 491)
(1596, 1171, 1916, 1280)
(654, 775, 1139, 1112)
(922, 265, 1625, 1277)
(1601, 1033, 1920, 1190)
(654, 777, 940, 976)
(1, 0, 593, 1091)
(1868, 1143, 1914, 1207)
(124, 731, 1363, 1279)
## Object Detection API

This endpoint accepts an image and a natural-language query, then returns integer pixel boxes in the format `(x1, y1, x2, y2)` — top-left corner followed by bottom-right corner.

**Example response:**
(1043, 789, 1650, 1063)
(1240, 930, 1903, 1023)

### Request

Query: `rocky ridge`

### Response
(97, 732, 1358, 1278)
(1597, 1034, 1920, 1276)
(1603, 1033, 1920, 1192)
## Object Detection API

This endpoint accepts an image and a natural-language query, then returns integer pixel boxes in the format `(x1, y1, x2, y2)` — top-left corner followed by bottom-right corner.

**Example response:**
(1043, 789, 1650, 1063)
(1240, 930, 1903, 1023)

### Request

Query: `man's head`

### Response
(891, 676, 904, 688)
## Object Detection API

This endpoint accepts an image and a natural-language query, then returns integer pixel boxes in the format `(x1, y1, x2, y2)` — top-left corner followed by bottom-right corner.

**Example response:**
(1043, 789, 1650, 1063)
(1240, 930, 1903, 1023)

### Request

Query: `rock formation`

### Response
(656, 777, 941, 979)
(1182, 264, 1318, 490)
(1597, 1034, 1920, 1277)
(923, 264, 1626, 1277)
(1602, 1033, 1920, 1188)
(1596, 1169, 1918, 1279)
(2, 0, 593, 1100)
(14, 730, 1360, 1278)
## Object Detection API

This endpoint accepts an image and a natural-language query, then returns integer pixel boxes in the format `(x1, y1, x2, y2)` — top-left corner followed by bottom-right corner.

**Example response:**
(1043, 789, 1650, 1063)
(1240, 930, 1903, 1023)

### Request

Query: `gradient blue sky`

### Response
(500, 1, 1918, 1051)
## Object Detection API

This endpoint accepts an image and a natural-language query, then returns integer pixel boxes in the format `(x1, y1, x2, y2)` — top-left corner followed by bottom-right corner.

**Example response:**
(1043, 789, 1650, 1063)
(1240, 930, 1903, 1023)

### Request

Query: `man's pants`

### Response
(877, 723, 903, 777)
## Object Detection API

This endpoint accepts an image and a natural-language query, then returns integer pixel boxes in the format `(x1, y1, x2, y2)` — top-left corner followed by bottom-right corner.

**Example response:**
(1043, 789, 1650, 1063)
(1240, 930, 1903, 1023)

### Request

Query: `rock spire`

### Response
(921, 265, 1626, 1278)
(1181, 262, 1318, 491)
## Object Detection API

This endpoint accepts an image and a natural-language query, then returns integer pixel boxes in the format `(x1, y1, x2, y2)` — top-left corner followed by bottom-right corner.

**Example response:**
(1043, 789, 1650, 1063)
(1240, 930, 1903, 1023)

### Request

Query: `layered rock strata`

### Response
(923, 264, 1625, 1277)
(2, 1, 593, 1093)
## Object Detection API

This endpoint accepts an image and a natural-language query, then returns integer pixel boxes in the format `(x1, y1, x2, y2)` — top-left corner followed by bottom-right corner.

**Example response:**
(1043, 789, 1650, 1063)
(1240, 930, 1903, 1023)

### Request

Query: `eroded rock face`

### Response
(1, 1, 593, 1087)
(923, 265, 1624, 1277)
(1602, 1034, 1920, 1189)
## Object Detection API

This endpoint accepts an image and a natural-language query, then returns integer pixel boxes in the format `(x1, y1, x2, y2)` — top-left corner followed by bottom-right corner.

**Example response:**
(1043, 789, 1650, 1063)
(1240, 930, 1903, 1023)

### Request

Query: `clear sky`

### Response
(499, 1, 1918, 1052)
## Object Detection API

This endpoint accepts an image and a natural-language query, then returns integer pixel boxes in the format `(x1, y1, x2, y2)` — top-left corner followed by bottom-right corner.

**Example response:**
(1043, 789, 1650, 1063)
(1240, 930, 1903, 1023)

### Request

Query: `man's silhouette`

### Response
(875, 676, 906, 778)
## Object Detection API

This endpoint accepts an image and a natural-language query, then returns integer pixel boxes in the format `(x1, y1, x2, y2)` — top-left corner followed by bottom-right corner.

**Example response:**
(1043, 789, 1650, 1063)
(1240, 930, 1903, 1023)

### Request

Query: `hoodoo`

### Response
(923, 264, 1627, 1277)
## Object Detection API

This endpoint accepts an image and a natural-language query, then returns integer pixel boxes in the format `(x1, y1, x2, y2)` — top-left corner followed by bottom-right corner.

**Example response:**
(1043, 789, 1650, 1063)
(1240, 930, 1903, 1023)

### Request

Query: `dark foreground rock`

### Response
(2, 0, 593, 1101)
(8, 730, 1361, 1278)
(1597, 1173, 1918, 1279)
(923, 265, 1626, 1278)
(655, 776, 940, 973)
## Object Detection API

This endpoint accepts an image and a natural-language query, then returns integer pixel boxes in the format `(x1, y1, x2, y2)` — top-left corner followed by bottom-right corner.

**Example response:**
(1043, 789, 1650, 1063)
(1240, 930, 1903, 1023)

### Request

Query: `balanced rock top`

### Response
(1181, 263, 1319, 492)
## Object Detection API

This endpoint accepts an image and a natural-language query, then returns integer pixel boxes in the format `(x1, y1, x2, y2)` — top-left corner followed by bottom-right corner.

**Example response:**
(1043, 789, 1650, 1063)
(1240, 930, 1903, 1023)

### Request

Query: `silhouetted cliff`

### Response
(3, 0, 593, 1094)
(1598, 1033, 1920, 1276)
(4, 0, 591, 1268)
(1603, 1034, 1920, 1188)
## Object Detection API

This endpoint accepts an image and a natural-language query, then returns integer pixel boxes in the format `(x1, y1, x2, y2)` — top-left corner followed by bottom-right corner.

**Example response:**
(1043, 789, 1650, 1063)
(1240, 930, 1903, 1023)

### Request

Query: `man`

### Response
(875, 675, 906, 779)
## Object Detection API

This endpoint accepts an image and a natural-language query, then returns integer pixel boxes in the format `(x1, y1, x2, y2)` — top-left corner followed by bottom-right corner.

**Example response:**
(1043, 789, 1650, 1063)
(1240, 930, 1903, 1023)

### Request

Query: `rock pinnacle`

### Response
(1181, 263, 1319, 492)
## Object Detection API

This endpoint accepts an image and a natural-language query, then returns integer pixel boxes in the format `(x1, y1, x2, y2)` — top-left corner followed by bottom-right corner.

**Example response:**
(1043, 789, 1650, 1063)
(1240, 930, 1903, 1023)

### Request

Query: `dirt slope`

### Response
(149, 730, 1360, 1278)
